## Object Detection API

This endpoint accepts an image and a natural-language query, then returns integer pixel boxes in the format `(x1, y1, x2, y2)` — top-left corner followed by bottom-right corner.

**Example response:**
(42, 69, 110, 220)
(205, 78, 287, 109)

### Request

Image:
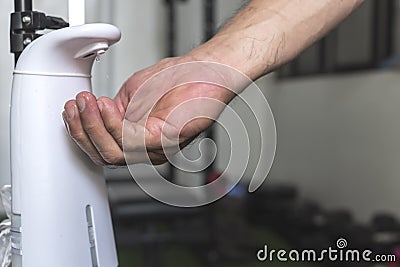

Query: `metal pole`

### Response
(14, 0, 32, 12)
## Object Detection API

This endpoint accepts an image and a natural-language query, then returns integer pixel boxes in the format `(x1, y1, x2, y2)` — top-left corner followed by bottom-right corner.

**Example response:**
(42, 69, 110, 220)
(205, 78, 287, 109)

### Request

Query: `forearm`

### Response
(189, 0, 364, 80)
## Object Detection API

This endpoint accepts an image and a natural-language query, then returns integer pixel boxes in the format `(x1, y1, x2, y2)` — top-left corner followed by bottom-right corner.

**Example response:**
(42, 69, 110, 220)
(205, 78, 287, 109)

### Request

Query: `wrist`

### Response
(187, 34, 259, 80)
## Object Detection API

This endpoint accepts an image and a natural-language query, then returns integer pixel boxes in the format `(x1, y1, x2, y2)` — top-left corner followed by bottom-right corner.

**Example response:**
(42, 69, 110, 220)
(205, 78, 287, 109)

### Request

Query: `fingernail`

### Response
(65, 105, 75, 121)
(62, 111, 71, 134)
(97, 101, 103, 113)
(62, 111, 67, 121)
(76, 97, 86, 112)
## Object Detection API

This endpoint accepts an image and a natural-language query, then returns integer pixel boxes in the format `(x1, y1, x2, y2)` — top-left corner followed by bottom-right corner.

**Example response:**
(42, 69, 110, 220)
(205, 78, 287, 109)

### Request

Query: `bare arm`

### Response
(64, 0, 364, 165)
(191, 0, 364, 80)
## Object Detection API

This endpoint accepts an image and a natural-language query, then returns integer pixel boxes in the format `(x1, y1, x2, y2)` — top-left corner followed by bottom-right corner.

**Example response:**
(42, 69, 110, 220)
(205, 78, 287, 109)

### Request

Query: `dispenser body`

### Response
(10, 24, 120, 267)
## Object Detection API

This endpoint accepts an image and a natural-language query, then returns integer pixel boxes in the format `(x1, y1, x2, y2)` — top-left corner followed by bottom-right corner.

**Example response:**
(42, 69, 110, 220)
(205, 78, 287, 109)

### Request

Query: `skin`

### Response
(63, 0, 364, 166)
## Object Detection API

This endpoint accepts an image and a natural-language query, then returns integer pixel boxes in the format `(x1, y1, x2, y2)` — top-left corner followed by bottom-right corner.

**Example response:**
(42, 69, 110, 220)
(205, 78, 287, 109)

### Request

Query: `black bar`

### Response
(318, 38, 326, 73)
(204, 0, 215, 41)
(165, 0, 178, 182)
(14, 0, 32, 12)
(166, 0, 176, 57)
(371, 0, 380, 66)
(385, 0, 395, 57)
(204, 0, 216, 177)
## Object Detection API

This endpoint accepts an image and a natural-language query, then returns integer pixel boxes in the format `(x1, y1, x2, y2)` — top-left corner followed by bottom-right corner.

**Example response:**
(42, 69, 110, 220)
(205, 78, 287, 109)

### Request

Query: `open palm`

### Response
(63, 57, 235, 165)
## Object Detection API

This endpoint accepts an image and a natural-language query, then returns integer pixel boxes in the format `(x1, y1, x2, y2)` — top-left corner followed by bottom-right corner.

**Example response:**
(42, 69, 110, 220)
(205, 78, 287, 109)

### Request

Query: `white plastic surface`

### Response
(14, 23, 121, 77)
(10, 24, 121, 267)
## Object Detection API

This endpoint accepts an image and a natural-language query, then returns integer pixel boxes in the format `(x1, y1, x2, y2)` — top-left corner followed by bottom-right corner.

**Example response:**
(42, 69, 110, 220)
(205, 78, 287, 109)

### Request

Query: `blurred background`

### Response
(1, 0, 400, 266)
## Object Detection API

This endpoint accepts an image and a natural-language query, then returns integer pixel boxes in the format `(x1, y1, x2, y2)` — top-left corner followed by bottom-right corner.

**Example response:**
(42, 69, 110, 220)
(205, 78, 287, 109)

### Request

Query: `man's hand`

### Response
(63, 56, 235, 165)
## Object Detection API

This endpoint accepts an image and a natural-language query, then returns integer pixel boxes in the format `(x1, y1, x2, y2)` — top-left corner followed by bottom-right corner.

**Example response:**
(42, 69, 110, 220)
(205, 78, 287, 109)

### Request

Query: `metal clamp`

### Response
(10, 10, 69, 63)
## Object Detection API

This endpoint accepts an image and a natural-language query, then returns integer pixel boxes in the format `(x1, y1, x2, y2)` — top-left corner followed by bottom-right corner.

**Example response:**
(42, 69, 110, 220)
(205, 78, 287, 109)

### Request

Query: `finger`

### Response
(76, 92, 125, 165)
(114, 83, 129, 116)
(63, 100, 107, 165)
(97, 97, 124, 147)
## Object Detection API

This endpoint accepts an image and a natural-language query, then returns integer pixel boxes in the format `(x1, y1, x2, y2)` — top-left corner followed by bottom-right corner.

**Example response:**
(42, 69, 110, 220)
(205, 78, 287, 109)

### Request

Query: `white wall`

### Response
(262, 1, 400, 222)
(267, 70, 400, 222)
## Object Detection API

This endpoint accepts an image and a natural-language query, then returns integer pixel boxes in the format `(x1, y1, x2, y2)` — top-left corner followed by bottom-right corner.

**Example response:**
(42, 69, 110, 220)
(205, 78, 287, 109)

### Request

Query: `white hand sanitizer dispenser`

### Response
(10, 23, 121, 267)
